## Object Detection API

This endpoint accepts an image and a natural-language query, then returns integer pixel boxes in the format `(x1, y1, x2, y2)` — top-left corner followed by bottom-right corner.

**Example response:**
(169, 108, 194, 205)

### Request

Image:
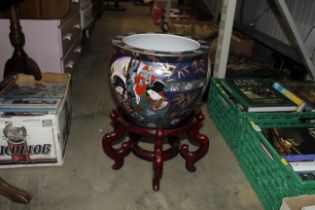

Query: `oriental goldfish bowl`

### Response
(109, 33, 211, 128)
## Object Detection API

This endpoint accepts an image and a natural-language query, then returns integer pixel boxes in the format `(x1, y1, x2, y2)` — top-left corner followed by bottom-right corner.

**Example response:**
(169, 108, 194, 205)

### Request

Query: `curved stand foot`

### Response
(180, 112, 209, 172)
(102, 111, 130, 170)
(0, 177, 32, 204)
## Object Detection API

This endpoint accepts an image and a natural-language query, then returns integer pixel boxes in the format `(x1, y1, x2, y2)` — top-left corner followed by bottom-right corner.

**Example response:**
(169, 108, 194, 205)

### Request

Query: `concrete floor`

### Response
(0, 3, 264, 210)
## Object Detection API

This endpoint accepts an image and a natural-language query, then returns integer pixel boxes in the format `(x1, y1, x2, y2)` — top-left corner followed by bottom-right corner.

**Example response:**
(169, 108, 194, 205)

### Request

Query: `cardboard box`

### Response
(193, 21, 218, 40)
(168, 19, 193, 36)
(168, 7, 196, 22)
(280, 195, 315, 210)
(0, 73, 72, 168)
(230, 31, 255, 57)
(154, 0, 178, 9)
(168, 19, 218, 39)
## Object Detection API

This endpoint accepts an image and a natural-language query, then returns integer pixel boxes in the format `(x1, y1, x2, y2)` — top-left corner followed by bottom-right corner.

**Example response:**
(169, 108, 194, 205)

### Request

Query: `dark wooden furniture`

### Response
(102, 109, 209, 191)
(0, 1, 34, 204)
(0, 0, 75, 204)
(0, 177, 31, 204)
(0, 0, 71, 19)
(3, 3, 42, 80)
(0, 0, 81, 77)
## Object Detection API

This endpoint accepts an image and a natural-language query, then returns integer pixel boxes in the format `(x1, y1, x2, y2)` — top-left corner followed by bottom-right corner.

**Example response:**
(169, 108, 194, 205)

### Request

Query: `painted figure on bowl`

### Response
(109, 33, 211, 128)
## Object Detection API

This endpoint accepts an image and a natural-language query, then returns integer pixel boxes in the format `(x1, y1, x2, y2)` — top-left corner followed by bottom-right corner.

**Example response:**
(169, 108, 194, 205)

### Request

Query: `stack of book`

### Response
(262, 127, 315, 181)
(220, 78, 315, 113)
(272, 81, 315, 112)
(219, 78, 315, 180)
(220, 79, 297, 112)
(0, 82, 66, 115)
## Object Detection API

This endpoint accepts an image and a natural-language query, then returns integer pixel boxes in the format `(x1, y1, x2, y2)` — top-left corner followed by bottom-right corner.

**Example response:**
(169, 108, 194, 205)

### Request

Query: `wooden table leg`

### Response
(0, 177, 31, 204)
(3, 5, 42, 80)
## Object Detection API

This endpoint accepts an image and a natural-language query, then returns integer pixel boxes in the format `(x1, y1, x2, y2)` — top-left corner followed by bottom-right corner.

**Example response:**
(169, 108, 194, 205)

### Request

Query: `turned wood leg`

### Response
(152, 129, 163, 191)
(180, 112, 209, 172)
(102, 111, 130, 170)
(4, 5, 42, 80)
(0, 177, 31, 204)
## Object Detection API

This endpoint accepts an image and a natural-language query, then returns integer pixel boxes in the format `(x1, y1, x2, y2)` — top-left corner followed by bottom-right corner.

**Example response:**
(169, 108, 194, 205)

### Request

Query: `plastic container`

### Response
(236, 120, 315, 210)
(207, 78, 315, 150)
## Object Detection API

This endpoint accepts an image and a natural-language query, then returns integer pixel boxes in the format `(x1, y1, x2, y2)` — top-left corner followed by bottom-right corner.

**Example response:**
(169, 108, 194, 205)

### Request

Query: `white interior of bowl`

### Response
(122, 34, 200, 52)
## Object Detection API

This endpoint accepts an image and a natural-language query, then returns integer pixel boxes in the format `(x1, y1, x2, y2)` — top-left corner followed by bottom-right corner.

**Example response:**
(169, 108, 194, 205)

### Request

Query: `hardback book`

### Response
(220, 79, 297, 112)
(0, 98, 61, 109)
(289, 161, 315, 172)
(273, 82, 306, 112)
(262, 127, 315, 163)
(297, 171, 315, 180)
(273, 81, 315, 112)
(0, 107, 57, 113)
(0, 83, 66, 99)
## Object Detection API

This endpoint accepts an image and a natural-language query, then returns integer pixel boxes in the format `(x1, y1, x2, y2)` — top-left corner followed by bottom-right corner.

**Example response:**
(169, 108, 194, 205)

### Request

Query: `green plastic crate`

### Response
(236, 120, 315, 210)
(207, 78, 315, 150)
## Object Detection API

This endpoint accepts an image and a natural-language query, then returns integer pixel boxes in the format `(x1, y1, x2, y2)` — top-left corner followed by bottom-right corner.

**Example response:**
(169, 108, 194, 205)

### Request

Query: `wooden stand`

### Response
(102, 109, 209, 191)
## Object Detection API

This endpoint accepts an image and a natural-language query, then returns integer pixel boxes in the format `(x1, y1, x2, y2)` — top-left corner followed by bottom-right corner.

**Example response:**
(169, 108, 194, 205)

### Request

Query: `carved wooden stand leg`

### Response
(102, 111, 130, 170)
(102, 109, 209, 191)
(0, 177, 31, 204)
(180, 111, 209, 172)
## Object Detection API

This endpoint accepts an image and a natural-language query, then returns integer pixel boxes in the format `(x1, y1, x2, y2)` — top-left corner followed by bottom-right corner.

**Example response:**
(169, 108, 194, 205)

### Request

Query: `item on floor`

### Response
(151, 5, 164, 25)
(153, 0, 177, 9)
(105, 0, 126, 11)
(168, 19, 192, 35)
(0, 176, 31, 204)
(209, 31, 255, 62)
(280, 194, 315, 210)
(207, 78, 315, 152)
(134, 0, 153, 6)
(104, 32, 210, 190)
(262, 127, 315, 163)
(193, 21, 218, 40)
(102, 109, 209, 191)
(80, 0, 94, 38)
(225, 57, 285, 79)
(0, 73, 72, 168)
(220, 78, 297, 112)
(160, 6, 197, 32)
(273, 81, 315, 112)
(1, 1, 42, 80)
(208, 78, 315, 209)
(109, 33, 210, 128)
(238, 121, 315, 210)
(230, 31, 255, 57)
(168, 19, 218, 39)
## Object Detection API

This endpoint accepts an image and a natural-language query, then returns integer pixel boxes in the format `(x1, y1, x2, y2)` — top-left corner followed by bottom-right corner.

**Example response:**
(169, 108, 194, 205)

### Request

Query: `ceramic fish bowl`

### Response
(109, 33, 210, 128)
